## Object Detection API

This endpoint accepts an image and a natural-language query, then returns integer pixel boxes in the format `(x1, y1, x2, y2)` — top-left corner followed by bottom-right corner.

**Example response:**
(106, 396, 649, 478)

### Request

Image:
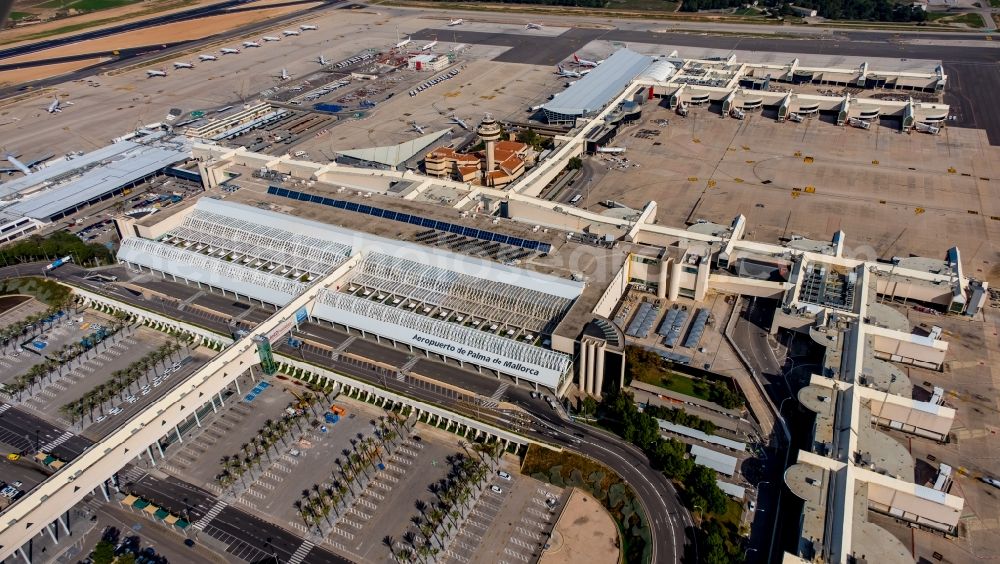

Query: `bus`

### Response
(569, 194, 583, 205)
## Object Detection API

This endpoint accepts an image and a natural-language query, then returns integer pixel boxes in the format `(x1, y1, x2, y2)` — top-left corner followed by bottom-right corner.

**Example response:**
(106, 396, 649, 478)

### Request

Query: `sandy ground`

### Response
(0, 57, 106, 86)
(2, 3, 322, 66)
(539, 488, 619, 564)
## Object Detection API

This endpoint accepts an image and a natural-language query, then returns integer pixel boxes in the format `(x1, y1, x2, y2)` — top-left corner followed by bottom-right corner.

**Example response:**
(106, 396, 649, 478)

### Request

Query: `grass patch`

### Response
(606, 0, 679, 12)
(69, 0, 141, 10)
(8, 11, 36, 20)
(0, 278, 72, 307)
(991, 0, 1000, 7)
(732, 6, 760, 15)
(522, 445, 651, 564)
(926, 11, 986, 26)
(0, 0, 194, 45)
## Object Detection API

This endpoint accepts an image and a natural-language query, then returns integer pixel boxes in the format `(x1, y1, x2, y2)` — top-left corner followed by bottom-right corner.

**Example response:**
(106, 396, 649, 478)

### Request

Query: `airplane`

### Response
(273, 68, 292, 81)
(316, 55, 329, 65)
(221, 48, 241, 54)
(146, 70, 167, 78)
(243, 41, 261, 48)
(410, 122, 425, 134)
(395, 36, 412, 49)
(421, 40, 438, 51)
(525, 22, 543, 30)
(262, 36, 281, 42)
(46, 97, 72, 113)
(573, 54, 602, 68)
(1, 152, 53, 175)
(449, 115, 469, 130)
(555, 65, 581, 78)
(282, 30, 300, 36)
(173, 62, 195, 69)
(595, 146, 626, 154)
(300, 24, 317, 31)
(447, 18, 463, 26)
(199, 54, 218, 61)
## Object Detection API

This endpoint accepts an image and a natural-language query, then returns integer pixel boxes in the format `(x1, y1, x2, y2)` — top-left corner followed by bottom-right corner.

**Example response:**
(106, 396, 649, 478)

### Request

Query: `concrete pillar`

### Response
(577, 341, 589, 390)
(58, 513, 70, 536)
(146, 446, 156, 466)
(175, 425, 183, 443)
(657, 259, 669, 300)
(156, 441, 165, 458)
(594, 342, 606, 397)
(100, 482, 110, 501)
(210, 399, 218, 414)
(585, 341, 596, 395)
(46, 523, 58, 543)
(218, 391, 225, 406)
(234, 378, 241, 395)
(193, 410, 202, 427)
(668, 261, 682, 301)
(19, 546, 30, 563)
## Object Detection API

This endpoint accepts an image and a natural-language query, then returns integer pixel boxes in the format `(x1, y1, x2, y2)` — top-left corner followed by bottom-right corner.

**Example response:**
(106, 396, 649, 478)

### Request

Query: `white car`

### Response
(94, 415, 107, 423)
(490, 485, 503, 494)
(141, 385, 151, 395)
(126, 395, 138, 404)
(172, 362, 181, 370)
(109, 406, 123, 415)
(152, 379, 162, 388)
(497, 471, 512, 481)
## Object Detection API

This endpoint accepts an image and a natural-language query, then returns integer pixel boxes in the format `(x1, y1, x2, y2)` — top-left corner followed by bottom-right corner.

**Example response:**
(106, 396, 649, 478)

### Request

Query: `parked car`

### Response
(109, 406, 123, 415)
(95, 415, 107, 423)
(490, 485, 503, 494)
(498, 471, 512, 481)
(125, 395, 138, 404)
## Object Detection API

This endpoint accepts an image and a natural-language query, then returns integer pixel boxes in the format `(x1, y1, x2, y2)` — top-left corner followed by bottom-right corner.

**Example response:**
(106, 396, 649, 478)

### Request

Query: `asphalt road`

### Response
(49, 267, 694, 562)
(0, 400, 91, 460)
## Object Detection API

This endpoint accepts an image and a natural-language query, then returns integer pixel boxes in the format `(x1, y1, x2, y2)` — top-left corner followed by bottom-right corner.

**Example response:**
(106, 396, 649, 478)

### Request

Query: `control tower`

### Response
(476, 114, 502, 174)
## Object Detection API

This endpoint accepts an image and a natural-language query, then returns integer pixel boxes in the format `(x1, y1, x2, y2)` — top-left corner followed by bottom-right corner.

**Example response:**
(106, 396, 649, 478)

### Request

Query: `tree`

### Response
(580, 396, 598, 416)
(566, 156, 583, 170)
(91, 540, 115, 564)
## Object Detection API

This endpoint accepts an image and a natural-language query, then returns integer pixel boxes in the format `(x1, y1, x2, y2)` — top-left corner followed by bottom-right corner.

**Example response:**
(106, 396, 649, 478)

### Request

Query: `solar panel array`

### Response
(625, 302, 659, 338)
(645, 346, 691, 365)
(661, 305, 690, 347)
(682, 309, 710, 349)
(267, 186, 553, 253)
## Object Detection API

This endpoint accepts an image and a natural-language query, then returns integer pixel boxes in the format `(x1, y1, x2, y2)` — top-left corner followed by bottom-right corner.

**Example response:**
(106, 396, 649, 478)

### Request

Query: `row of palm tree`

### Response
(389, 449, 496, 563)
(0, 296, 76, 353)
(216, 394, 323, 491)
(294, 413, 410, 536)
(1, 320, 127, 400)
(59, 340, 185, 424)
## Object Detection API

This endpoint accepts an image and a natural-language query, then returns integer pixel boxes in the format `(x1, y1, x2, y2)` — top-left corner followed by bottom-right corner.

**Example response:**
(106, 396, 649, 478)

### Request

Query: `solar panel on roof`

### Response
(683, 309, 710, 349)
(397, 213, 410, 223)
(323, 197, 335, 206)
(421, 218, 436, 228)
(345, 202, 359, 211)
(494, 234, 509, 245)
(383, 210, 397, 221)
(333, 200, 347, 209)
(358, 205, 372, 214)
(311, 195, 323, 204)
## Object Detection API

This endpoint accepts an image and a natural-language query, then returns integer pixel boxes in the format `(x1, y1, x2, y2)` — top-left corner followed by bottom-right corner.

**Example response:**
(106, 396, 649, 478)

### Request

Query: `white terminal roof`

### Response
(0, 134, 190, 221)
(117, 199, 582, 387)
(337, 128, 452, 168)
(543, 48, 653, 118)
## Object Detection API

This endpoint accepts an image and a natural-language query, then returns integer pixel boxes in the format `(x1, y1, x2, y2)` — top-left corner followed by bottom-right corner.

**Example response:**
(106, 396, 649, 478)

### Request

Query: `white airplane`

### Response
(595, 146, 626, 154)
(300, 24, 317, 31)
(555, 65, 581, 78)
(146, 70, 167, 78)
(316, 55, 329, 65)
(274, 68, 292, 81)
(421, 40, 438, 51)
(282, 30, 300, 36)
(199, 54, 218, 61)
(447, 18, 463, 26)
(573, 54, 602, 68)
(46, 97, 72, 113)
(395, 36, 412, 49)
(411, 123, 425, 134)
(243, 41, 261, 48)
(221, 48, 241, 54)
(450, 115, 469, 130)
(525, 22, 543, 30)
(262, 36, 281, 42)
(1, 152, 53, 175)
(173, 62, 194, 69)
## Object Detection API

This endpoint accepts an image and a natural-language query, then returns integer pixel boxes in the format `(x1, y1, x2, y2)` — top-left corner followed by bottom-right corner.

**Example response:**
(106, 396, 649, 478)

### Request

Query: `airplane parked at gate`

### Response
(316, 55, 329, 65)
(221, 48, 240, 54)
(450, 115, 469, 130)
(573, 54, 602, 68)
(448, 18, 463, 26)
(410, 122, 425, 134)
(273, 68, 292, 81)
(146, 70, 167, 78)
(262, 36, 281, 42)
(395, 35, 412, 49)
(199, 54, 218, 61)
(1, 152, 53, 175)
(243, 41, 261, 48)
(300, 24, 317, 30)
(282, 30, 300, 36)
(421, 40, 438, 51)
(173, 62, 194, 69)
(555, 65, 581, 78)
